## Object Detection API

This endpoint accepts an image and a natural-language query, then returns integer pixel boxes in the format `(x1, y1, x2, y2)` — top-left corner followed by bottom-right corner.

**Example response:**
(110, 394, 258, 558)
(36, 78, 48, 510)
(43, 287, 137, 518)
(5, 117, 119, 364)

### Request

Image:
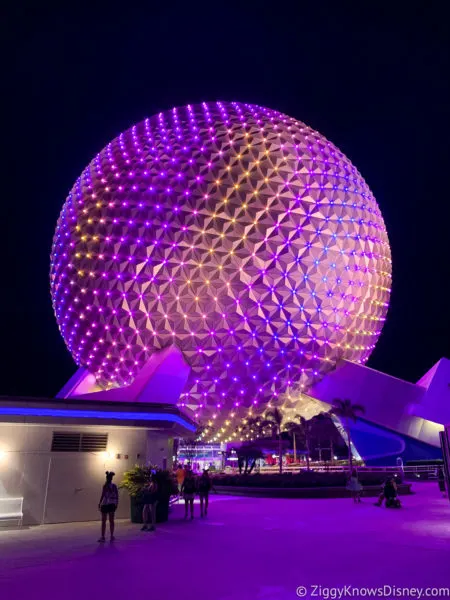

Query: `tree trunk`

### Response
(305, 435, 310, 471)
(278, 429, 283, 474)
(346, 427, 353, 473)
(173, 438, 179, 464)
(293, 432, 297, 463)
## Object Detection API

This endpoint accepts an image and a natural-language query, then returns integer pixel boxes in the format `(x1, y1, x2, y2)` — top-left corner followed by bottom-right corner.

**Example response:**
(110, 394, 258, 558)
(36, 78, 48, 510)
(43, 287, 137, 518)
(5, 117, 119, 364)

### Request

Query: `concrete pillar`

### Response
(145, 431, 174, 470)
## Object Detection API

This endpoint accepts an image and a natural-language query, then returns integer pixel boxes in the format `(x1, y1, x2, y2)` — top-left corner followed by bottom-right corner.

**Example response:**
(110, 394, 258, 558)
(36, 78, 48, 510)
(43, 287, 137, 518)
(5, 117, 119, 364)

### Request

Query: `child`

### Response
(346, 469, 363, 503)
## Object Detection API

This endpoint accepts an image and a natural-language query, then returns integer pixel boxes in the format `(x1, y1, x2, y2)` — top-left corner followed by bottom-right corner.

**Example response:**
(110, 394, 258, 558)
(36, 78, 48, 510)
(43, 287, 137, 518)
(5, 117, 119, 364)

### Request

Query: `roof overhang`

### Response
(0, 396, 196, 437)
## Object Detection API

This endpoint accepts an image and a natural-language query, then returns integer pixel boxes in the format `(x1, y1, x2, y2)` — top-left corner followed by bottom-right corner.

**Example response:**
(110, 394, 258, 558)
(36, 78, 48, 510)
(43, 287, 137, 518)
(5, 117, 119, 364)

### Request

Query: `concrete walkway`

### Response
(0, 483, 449, 599)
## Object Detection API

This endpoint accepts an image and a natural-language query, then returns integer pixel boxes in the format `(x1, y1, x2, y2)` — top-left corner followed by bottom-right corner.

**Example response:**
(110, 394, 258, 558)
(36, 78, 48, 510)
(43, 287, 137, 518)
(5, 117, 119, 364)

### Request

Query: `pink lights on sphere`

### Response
(50, 101, 391, 434)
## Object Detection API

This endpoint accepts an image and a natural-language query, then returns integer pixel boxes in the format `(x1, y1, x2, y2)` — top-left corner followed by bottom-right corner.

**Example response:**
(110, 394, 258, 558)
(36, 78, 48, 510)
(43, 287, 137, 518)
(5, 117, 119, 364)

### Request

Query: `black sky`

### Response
(2, 1, 449, 397)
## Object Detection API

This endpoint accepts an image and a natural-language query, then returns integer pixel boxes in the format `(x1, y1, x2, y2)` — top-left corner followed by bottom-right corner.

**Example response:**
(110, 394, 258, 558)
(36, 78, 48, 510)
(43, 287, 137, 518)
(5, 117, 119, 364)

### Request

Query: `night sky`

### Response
(2, 3, 449, 398)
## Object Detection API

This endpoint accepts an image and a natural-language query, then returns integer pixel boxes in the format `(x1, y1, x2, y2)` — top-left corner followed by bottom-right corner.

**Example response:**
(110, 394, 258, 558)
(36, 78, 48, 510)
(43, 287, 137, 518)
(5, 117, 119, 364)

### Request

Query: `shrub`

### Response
(120, 464, 178, 498)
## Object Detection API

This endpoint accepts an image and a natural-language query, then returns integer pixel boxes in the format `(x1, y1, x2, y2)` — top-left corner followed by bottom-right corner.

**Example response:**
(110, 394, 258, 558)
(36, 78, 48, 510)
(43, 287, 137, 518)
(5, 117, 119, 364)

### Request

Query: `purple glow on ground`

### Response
(0, 483, 449, 599)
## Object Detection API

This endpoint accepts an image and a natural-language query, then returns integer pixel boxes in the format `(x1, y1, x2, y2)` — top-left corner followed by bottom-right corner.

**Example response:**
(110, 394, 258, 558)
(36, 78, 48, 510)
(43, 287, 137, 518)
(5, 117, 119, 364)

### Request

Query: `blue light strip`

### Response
(0, 407, 196, 431)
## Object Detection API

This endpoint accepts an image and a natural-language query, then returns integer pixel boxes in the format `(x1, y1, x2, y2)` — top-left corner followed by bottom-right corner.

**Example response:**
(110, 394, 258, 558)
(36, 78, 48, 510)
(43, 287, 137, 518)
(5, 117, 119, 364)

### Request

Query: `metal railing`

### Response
(244, 464, 440, 475)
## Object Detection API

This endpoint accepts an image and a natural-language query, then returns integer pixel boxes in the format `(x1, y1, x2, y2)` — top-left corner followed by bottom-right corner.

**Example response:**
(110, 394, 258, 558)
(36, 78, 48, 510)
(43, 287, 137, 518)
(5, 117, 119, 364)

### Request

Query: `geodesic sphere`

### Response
(50, 101, 391, 434)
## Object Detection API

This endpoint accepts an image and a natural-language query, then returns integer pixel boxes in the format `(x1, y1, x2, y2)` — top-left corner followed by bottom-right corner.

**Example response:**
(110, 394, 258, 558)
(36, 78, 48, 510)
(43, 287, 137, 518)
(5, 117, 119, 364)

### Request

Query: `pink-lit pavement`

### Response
(1, 483, 449, 600)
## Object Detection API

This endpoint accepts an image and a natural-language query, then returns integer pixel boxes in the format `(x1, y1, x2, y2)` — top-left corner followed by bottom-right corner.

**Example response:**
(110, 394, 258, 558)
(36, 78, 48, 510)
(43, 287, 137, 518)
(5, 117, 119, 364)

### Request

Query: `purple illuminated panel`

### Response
(50, 101, 391, 437)
(0, 407, 196, 430)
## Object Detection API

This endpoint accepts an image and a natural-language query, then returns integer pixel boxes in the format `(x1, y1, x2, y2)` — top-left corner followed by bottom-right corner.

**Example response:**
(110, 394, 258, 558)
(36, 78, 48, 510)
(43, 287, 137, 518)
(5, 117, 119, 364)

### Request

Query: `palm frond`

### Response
(284, 421, 301, 432)
(329, 398, 365, 421)
(264, 407, 283, 425)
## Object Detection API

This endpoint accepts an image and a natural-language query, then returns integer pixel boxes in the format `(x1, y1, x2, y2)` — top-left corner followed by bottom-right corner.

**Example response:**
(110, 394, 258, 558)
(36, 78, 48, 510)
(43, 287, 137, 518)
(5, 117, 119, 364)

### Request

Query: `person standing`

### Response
(98, 471, 119, 542)
(176, 464, 185, 496)
(346, 469, 363, 503)
(437, 467, 446, 497)
(181, 468, 196, 519)
(141, 472, 159, 532)
(198, 469, 214, 517)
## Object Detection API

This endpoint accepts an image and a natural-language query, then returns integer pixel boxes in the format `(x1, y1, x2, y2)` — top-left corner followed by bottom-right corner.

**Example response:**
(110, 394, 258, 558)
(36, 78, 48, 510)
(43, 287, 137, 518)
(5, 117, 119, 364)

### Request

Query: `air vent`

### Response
(51, 432, 108, 452)
(51, 432, 81, 452)
(80, 433, 108, 452)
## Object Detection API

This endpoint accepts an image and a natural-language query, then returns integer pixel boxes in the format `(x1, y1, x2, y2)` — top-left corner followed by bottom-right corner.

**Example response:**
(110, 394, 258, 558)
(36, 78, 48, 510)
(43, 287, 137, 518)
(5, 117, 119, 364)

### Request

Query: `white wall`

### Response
(145, 431, 174, 470)
(0, 423, 170, 526)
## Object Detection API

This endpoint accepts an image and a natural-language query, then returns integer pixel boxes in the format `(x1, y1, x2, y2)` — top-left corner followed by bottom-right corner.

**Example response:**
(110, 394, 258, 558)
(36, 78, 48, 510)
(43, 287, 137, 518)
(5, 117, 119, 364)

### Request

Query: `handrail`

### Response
(250, 464, 439, 474)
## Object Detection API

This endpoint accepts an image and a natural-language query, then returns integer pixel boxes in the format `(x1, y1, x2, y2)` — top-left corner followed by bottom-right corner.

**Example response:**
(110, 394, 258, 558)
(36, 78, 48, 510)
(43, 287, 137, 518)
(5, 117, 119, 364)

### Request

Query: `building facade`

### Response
(0, 394, 195, 526)
(310, 358, 450, 465)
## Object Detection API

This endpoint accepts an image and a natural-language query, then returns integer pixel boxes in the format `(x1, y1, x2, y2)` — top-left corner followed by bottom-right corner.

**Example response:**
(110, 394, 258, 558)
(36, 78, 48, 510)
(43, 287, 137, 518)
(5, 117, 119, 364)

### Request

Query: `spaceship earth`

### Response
(50, 101, 391, 440)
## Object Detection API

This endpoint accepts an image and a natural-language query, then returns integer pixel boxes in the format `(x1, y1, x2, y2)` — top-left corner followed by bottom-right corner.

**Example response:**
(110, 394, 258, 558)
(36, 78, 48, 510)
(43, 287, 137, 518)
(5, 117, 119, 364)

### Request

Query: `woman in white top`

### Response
(346, 468, 363, 503)
(98, 471, 119, 542)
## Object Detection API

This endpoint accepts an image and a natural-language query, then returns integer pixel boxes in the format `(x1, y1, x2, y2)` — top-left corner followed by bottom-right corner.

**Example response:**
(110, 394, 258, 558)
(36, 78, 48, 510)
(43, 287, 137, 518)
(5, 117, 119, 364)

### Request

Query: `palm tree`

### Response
(241, 417, 264, 439)
(234, 444, 264, 475)
(233, 417, 262, 444)
(329, 399, 365, 472)
(285, 415, 313, 470)
(263, 407, 284, 474)
(310, 411, 339, 463)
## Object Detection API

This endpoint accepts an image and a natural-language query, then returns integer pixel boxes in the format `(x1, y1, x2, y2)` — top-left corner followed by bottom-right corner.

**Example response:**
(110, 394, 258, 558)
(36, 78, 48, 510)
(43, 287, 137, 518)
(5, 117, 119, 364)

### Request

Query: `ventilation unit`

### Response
(51, 432, 108, 452)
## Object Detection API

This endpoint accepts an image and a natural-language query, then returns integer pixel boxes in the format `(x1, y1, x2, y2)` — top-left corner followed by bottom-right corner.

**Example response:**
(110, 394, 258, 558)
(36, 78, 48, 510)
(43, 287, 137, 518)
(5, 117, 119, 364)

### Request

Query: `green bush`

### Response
(120, 464, 178, 498)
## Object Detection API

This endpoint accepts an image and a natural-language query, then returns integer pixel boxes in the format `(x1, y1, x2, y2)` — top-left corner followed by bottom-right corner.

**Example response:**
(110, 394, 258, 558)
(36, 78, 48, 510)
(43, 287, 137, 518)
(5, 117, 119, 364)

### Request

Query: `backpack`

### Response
(184, 477, 196, 494)
(199, 476, 211, 492)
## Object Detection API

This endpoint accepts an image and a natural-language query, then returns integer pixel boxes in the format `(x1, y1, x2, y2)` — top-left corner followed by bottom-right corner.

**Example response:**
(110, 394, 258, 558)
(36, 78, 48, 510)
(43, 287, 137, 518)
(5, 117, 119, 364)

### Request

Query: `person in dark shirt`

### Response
(98, 471, 119, 542)
(141, 473, 159, 532)
(375, 477, 401, 508)
(198, 469, 214, 518)
(181, 468, 197, 519)
(437, 467, 446, 497)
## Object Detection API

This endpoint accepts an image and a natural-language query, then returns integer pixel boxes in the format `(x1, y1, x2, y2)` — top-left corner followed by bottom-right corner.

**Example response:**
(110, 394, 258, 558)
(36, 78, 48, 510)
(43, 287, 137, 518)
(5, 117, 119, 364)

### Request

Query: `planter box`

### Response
(130, 496, 170, 523)
(214, 484, 413, 499)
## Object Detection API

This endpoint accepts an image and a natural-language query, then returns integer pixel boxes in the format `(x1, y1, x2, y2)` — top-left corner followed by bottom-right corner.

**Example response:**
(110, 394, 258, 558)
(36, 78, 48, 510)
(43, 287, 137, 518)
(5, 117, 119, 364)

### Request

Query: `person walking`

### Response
(98, 471, 119, 542)
(141, 472, 159, 532)
(181, 468, 197, 519)
(198, 469, 214, 518)
(346, 468, 363, 503)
